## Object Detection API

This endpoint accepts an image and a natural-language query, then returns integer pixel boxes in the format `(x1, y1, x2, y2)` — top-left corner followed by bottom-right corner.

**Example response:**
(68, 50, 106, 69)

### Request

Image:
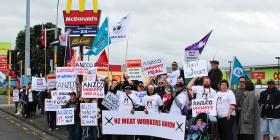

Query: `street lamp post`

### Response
(25, 0, 30, 84)
(54, 0, 60, 73)
(275, 57, 280, 87)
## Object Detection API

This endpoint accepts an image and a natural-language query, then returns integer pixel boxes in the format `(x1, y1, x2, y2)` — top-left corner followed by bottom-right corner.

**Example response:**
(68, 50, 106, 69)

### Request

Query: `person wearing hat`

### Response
(258, 80, 280, 140)
(169, 82, 189, 115)
(208, 60, 223, 91)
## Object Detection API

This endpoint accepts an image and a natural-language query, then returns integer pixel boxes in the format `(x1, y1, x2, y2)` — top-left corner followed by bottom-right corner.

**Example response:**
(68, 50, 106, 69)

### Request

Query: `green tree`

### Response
(15, 22, 63, 76)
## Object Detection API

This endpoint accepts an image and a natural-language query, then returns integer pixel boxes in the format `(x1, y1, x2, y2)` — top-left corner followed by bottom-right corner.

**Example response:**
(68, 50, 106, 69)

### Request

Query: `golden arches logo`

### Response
(66, 0, 99, 14)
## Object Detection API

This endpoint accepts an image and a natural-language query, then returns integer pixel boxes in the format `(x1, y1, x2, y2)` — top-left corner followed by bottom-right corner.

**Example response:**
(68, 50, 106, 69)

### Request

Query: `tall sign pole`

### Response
(25, 0, 31, 84)
(54, 0, 60, 73)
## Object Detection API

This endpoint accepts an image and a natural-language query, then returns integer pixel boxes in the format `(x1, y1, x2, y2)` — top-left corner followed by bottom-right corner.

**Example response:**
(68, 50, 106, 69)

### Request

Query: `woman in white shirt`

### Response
(116, 85, 140, 114)
(141, 85, 163, 114)
(216, 80, 236, 140)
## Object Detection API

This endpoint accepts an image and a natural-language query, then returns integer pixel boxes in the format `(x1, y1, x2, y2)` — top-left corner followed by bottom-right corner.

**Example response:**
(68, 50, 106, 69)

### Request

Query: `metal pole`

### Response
(278, 59, 279, 87)
(25, 0, 30, 84)
(20, 60, 22, 87)
(54, 0, 59, 72)
(45, 28, 47, 77)
(8, 50, 12, 111)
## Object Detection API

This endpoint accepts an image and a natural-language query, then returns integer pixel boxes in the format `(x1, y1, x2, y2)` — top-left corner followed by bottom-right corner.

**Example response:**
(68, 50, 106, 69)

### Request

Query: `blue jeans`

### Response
(81, 126, 98, 140)
(68, 119, 81, 140)
(260, 118, 280, 137)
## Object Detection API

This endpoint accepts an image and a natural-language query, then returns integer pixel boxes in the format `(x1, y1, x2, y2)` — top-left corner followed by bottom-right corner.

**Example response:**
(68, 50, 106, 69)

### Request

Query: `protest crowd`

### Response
(10, 59, 280, 140)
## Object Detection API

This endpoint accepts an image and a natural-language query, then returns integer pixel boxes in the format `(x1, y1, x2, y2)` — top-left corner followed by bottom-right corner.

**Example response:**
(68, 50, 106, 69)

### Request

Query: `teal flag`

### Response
(85, 18, 111, 56)
(230, 56, 249, 85)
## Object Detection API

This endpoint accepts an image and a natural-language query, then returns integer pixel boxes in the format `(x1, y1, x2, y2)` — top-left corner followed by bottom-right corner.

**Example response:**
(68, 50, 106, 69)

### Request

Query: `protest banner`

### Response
(56, 67, 76, 82)
(51, 90, 71, 105)
(31, 77, 47, 91)
(183, 60, 208, 78)
(75, 61, 95, 75)
(47, 74, 56, 89)
(56, 108, 75, 125)
(142, 58, 167, 77)
(191, 98, 217, 117)
(133, 91, 147, 102)
(12, 90, 19, 102)
(167, 72, 179, 86)
(87, 67, 97, 81)
(28, 90, 33, 102)
(102, 111, 186, 140)
(45, 99, 61, 111)
(101, 92, 119, 110)
(82, 81, 104, 98)
(56, 81, 76, 92)
(80, 103, 98, 126)
(127, 59, 143, 81)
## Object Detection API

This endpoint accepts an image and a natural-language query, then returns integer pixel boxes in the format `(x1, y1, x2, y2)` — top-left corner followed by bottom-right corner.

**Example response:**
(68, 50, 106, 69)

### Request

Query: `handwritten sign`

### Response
(80, 103, 98, 126)
(133, 91, 147, 102)
(56, 67, 76, 82)
(82, 81, 104, 98)
(185, 50, 200, 61)
(45, 99, 61, 111)
(56, 81, 76, 92)
(12, 90, 19, 102)
(28, 90, 33, 102)
(142, 58, 167, 77)
(56, 108, 75, 125)
(101, 92, 119, 110)
(75, 61, 95, 75)
(191, 98, 217, 117)
(31, 77, 47, 91)
(51, 90, 70, 105)
(167, 72, 179, 86)
(102, 111, 186, 140)
(183, 60, 208, 78)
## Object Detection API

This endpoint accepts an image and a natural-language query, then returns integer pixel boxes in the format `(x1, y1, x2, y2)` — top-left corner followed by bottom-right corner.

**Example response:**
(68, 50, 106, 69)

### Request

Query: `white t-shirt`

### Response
(216, 90, 236, 118)
(116, 91, 140, 112)
(170, 91, 189, 115)
(141, 94, 163, 113)
(28, 89, 33, 102)
(167, 70, 180, 86)
(192, 86, 217, 100)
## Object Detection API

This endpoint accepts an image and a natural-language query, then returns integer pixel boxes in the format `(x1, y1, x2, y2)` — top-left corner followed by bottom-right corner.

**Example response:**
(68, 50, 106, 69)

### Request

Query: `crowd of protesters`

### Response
(10, 60, 280, 140)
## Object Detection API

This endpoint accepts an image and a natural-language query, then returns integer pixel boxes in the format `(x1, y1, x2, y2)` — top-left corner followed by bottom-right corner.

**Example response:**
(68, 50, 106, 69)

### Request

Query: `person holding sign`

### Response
(46, 88, 57, 131)
(216, 80, 236, 140)
(169, 82, 189, 115)
(65, 92, 81, 140)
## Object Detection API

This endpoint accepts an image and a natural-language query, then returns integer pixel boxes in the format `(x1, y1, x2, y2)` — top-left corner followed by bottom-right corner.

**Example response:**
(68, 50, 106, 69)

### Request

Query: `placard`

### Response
(51, 90, 71, 105)
(47, 74, 56, 89)
(82, 81, 104, 98)
(142, 58, 167, 77)
(12, 90, 19, 102)
(80, 103, 98, 126)
(56, 108, 75, 125)
(183, 60, 208, 78)
(45, 99, 61, 111)
(191, 98, 217, 117)
(75, 61, 95, 75)
(167, 72, 179, 86)
(56, 81, 76, 92)
(127, 68, 143, 81)
(31, 77, 47, 91)
(28, 90, 33, 102)
(184, 50, 200, 61)
(56, 67, 76, 82)
(101, 92, 119, 110)
(102, 111, 186, 140)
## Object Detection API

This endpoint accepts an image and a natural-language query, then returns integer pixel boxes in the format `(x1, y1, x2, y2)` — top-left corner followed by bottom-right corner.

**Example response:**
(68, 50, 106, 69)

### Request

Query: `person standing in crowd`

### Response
(38, 89, 47, 115)
(187, 77, 217, 100)
(216, 80, 236, 140)
(21, 85, 31, 118)
(13, 86, 21, 115)
(65, 92, 80, 140)
(139, 85, 163, 140)
(235, 76, 246, 125)
(208, 60, 223, 91)
(116, 85, 140, 140)
(109, 79, 120, 94)
(155, 80, 166, 98)
(169, 82, 189, 115)
(258, 80, 280, 140)
(46, 89, 57, 131)
(238, 81, 256, 140)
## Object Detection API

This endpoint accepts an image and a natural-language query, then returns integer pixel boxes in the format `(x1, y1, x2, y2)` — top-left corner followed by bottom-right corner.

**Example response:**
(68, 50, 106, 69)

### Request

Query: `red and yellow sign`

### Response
(127, 59, 142, 68)
(252, 72, 265, 80)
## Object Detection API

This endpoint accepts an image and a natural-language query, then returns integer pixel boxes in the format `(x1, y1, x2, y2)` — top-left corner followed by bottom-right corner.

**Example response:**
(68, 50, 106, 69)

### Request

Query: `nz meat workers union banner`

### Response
(82, 81, 104, 98)
(192, 98, 217, 117)
(142, 58, 167, 77)
(183, 60, 208, 78)
(102, 111, 186, 140)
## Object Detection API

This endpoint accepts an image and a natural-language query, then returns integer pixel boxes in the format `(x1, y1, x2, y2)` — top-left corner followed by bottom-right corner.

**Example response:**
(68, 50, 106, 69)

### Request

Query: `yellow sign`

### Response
(66, 0, 99, 14)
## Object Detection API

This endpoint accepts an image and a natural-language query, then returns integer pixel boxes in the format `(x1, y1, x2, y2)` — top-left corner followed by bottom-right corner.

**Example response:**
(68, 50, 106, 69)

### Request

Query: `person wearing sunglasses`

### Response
(155, 80, 166, 99)
(258, 80, 280, 140)
(235, 76, 246, 125)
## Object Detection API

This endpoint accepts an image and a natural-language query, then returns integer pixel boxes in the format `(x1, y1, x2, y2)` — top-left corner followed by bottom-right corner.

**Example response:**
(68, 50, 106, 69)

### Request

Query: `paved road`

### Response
(0, 110, 59, 140)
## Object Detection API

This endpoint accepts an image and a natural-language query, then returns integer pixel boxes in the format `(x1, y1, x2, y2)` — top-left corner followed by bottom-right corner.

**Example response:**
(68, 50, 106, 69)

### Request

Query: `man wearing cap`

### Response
(169, 82, 189, 115)
(258, 80, 280, 140)
(208, 60, 223, 91)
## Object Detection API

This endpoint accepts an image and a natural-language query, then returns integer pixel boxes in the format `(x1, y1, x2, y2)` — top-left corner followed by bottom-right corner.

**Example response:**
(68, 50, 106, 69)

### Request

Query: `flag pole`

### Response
(107, 18, 110, 79)
(44, 28, 47, 76)
(124, 40, 128, 67)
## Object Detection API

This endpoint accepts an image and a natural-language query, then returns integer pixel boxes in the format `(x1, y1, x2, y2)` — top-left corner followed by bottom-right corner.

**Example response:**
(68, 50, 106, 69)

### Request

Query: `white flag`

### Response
(59, 31, 69, 47)
(110, 14, 130, 43)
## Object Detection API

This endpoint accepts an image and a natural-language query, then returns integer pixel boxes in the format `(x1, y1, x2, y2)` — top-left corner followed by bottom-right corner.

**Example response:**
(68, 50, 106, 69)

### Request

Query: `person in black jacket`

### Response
(258, 80, 280, 140)
(208, 60, 223, 91)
